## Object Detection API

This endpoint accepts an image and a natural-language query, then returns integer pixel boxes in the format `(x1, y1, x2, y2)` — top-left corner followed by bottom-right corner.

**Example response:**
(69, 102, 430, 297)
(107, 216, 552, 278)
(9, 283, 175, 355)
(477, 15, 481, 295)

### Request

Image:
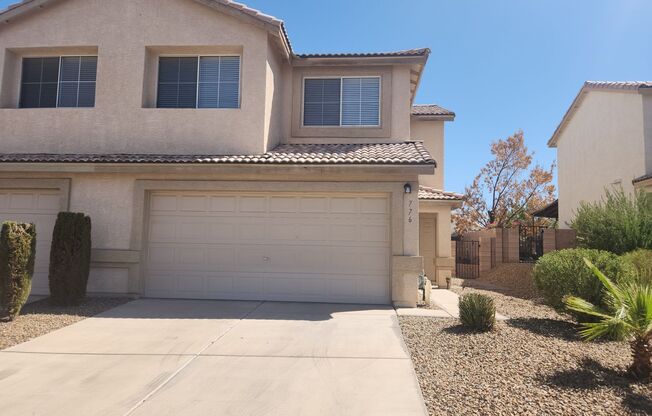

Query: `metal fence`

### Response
(455, 239, 480, 279)
(519, 225, 545, 262)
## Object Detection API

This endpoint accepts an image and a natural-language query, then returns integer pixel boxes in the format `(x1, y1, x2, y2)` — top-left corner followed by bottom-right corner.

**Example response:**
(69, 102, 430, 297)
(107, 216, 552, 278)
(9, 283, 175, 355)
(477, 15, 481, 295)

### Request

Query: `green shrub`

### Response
(533, 248, 635, 311)
(48, 212, 91, 306)
(0, 222, 36, 320)
(621, 249, 652, 284)
(459, 293, 495, 331)
(571, 189, 652, 255)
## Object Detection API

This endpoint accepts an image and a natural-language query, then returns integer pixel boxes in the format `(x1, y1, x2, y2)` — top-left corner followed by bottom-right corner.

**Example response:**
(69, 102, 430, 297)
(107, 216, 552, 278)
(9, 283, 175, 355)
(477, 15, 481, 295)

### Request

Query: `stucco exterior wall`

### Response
(0, 0, 417, 154)
(0, 169, 420, 299)
(263, 36, 286, 151)
(411, 118, 444, 188)
(0, 0, 271, 155)
(556, 90, 646, 227)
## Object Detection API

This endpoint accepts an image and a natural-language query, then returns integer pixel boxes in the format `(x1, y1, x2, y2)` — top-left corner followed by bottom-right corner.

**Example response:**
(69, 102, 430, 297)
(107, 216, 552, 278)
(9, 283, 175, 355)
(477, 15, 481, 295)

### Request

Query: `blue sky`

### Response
(2, 0, 651, 193)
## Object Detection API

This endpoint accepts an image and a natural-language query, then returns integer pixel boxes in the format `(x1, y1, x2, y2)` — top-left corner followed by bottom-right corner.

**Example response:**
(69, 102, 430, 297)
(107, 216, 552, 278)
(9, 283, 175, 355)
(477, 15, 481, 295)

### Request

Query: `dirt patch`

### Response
(0, 297, 132, 350)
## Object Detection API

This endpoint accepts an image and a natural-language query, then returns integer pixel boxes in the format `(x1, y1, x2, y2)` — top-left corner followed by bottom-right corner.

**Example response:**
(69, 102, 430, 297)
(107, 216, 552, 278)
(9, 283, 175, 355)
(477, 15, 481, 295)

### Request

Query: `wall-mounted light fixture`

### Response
(404, 183, 412, 194)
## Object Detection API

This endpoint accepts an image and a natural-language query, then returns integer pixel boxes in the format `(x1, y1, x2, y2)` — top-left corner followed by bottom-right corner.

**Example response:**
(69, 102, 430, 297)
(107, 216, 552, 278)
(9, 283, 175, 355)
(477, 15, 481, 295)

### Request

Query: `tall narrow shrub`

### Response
(49, 212, 91, 306)
(571, 189, 652, 254)
(0, 222, 36, 320)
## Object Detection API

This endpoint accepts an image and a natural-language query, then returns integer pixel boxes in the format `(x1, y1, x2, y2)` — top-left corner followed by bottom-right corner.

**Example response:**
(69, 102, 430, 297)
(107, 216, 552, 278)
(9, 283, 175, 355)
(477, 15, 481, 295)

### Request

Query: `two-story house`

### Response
(549, 81, 652, 227)
(0, 0, 460, 307)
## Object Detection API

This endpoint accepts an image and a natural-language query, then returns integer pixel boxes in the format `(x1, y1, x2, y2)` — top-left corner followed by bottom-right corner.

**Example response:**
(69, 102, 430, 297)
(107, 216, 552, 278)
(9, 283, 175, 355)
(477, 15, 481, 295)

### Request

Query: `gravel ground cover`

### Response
(400, 286, 652, 415)
(475, 263, 538, 299)
(1, 297, 131, 350)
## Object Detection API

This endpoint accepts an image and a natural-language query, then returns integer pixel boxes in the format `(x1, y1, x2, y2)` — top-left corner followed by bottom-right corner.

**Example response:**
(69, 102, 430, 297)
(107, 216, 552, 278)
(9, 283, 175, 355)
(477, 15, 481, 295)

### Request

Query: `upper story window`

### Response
(303, 76, 380, 127)
(20, 56, 97, 108)
(157, 56, 240, 109)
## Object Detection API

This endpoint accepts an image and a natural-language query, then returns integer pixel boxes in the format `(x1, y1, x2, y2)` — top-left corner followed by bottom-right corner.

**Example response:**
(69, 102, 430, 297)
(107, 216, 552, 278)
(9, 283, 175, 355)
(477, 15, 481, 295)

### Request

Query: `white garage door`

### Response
(145, 191, 391, 304)
(0, 189, 60, 295)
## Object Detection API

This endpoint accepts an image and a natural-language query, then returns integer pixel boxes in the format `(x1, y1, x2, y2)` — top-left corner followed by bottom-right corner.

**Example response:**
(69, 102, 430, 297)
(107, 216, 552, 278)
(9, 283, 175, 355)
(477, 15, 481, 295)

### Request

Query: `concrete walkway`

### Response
(0, 299, 426, 416)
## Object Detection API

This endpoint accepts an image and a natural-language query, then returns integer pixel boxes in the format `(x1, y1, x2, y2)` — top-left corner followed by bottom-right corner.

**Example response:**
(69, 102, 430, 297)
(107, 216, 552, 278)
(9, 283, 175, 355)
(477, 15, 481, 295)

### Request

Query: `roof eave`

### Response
(419, 199, 463, 208)
(291, 54, 428, 67)
(411, 114, 455, 121)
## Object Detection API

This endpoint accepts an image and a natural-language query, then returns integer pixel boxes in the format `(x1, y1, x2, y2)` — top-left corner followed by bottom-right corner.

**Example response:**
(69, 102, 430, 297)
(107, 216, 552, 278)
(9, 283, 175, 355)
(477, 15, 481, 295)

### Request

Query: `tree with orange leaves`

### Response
(453, 130, 556, 234)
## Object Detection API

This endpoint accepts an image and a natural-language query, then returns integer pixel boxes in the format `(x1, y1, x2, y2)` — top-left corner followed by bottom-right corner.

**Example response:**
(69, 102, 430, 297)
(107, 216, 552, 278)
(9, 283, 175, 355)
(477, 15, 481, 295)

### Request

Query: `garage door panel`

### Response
(150, 194, 178, 211)
(240, 196, 267, 213)
(145, 192, 391, 304)
(0, 189, 60, 296)
(269, 196, 297, 213)
(360, 224, 390, 243)
(179, 195, 208, 212)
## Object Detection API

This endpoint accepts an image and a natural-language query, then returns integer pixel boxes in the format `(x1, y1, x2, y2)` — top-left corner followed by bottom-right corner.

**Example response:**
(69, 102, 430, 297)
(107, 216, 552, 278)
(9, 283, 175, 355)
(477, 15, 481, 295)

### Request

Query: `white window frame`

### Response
(301, 75, 382, 128)
(19, 54, 98, 109)
(156, 54, 242, 109)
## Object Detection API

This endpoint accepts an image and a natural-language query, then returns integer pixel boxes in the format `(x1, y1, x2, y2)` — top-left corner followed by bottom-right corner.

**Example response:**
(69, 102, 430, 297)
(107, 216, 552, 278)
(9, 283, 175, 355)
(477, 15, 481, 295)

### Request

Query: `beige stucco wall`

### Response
(0, 0, 271, 155)
(556, 90, 646, 227)
(411, 118, 444, 189)
(263, 36, 286, 151)
(0, 0, 417, 154)
(0, 168, 421, 301)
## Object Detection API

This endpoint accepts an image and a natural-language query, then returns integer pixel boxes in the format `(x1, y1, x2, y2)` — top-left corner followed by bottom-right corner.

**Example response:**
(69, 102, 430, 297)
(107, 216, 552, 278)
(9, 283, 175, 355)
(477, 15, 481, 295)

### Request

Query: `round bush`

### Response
(533, 248, 635, 311)
(621, 249, 652, 284)
(459, 293, 495, 332)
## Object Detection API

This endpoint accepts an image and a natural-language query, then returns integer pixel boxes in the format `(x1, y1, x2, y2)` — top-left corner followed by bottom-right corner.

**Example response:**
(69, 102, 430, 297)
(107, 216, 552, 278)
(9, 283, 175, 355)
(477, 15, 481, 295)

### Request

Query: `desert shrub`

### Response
(533, 248, 635, 311)
(0, 221, 36, 320)
(571, 188, 652, 255)
(48, 212, 91, 306)
(459, 293, 495, 331)
(621, 249, 652, 284)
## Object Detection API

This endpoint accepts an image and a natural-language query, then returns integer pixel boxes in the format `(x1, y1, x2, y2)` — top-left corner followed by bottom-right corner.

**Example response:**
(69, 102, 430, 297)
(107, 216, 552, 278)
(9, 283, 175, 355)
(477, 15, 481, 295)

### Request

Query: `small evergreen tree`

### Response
(48, 212, 91, 306)
(572, 189, 652, 255)
(0, 222, 36, 320)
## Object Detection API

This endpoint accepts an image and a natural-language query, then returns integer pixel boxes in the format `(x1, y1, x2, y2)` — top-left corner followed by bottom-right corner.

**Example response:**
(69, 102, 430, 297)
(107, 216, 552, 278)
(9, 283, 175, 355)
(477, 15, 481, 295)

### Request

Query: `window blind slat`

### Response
(59, 57, 80, 82)
(79, 57, 97, 82)
(57, 82, 79, 107)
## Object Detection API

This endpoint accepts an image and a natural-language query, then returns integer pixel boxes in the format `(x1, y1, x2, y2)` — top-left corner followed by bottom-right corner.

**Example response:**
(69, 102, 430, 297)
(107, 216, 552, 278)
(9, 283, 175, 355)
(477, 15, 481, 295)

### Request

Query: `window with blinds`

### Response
(157, 56, 240, 109)
(303, 76, 380, 127)
(19, 56, 97, 108)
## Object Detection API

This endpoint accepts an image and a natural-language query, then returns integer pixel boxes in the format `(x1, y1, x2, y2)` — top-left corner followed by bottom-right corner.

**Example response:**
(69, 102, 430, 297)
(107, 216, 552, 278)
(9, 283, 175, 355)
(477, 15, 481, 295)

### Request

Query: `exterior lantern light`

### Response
(404, 183, 412, 194)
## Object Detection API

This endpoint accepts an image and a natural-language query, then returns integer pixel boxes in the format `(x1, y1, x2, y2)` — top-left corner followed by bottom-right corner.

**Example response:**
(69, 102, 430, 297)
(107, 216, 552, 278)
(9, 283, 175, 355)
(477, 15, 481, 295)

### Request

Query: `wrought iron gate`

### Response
(455, 239, 480, 279)
(519, 225, 544, 262)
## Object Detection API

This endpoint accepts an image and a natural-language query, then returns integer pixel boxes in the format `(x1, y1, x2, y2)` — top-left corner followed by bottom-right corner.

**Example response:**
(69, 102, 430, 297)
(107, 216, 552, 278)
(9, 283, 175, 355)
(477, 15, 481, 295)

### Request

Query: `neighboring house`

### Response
(548, 81, 652, 227)
(0, 0, 459, 307)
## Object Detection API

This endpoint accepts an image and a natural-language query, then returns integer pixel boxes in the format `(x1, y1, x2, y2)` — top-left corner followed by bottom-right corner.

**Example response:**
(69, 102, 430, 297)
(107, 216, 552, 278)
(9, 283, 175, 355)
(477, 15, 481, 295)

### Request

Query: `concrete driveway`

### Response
(0, 299, 426, 416)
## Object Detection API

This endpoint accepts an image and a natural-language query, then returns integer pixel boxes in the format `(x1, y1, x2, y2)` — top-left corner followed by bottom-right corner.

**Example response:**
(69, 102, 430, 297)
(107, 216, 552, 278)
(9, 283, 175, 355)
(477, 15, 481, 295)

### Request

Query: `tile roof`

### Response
(0, 142, 435, 166)
(295, 48, 430, 59)
(584, 81, 652, 91)
(411, 104, 455, 117)
(418, 186, 463, 201)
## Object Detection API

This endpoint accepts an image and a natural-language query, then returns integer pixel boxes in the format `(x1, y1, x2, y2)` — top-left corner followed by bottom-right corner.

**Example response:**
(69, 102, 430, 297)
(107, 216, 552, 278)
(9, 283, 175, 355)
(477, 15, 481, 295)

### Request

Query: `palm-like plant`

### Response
(564, 258, 652, 381)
